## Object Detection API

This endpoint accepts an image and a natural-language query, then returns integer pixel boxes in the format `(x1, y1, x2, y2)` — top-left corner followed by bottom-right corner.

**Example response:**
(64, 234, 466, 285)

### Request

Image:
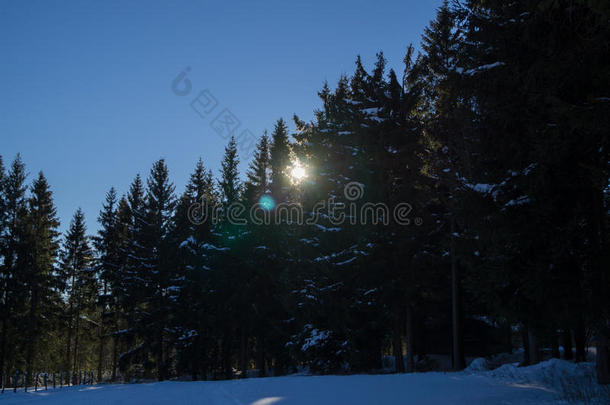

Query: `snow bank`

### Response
(1, 359, 608, 404)
(480, 359, 609, 404)
(465, 357, 489, 372)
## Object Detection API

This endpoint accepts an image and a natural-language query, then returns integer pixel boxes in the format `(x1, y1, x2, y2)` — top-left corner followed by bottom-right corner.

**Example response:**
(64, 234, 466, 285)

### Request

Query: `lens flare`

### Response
(258, 194, 275, 211)
(291, 166, 306, 180)
(289, 161, 308, 185)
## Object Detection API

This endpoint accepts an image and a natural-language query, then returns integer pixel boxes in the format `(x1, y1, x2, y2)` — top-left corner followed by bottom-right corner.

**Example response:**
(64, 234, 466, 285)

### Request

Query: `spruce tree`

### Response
(421, 1, 468, 370)
(61, 208, 96, 379)
(0, 155, 5, 237)
(94, 187, 120, 381)
(0, 155, 7, 376)
(0, 155, 28, 376)
(244, 133, 270, 205)
(269, 119, 292, 201)
(22, 172, 61, 378)
(118, 174, 148, 379)
(112, 195, 132, 380)
(216, 139, 246, 379)
(241, 133, 285, 377)
(173, 158, 216, 380)
(218, 137, 241, 208)
(142, 159, 177, 381)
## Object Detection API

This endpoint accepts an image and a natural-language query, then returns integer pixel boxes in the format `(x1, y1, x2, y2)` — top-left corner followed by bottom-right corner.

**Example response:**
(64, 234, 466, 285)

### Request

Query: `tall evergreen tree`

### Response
(94, 187, 121, 381)
(421, 1, 468, 370)
(244, 133, 270, 205)
(61, 208, 96, 379)
(142, 159, 177, 381)
(218, 137, 241, 208)
(22, 172, 61, 378)
(216, 139, 247, 379)
(118, 174, 148, 379)
(0, 155, 8, 376)
(0, 155, 29, 376)
(173, 158, 217, 380)
(269, 118, 292, 200)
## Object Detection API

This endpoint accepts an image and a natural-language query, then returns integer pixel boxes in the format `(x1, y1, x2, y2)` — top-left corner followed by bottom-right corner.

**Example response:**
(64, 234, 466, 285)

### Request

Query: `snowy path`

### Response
(0, 371, 565, 405)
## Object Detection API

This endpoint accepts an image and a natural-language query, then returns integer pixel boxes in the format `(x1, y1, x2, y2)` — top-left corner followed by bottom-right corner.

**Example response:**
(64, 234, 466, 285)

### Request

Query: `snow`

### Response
(200, 243, 229, 251)
(504, 195, 531, 207)
(464, 62, 505, 75)
(466, 357, 489, 372)
(301, 328, 331, 351)
(178, 236, 195, 248)
(1, 359, 606, 405)
(471, 183, 496, 194)
(335, 257, 357, 266)
(313, 224, 341, 233)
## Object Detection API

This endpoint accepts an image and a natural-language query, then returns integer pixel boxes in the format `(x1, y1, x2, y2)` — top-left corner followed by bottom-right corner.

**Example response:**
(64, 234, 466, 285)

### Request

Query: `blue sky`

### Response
(0, 0, 442, 233)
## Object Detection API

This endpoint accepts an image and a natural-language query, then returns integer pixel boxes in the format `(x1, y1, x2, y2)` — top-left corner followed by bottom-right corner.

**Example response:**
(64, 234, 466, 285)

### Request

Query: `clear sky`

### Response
(1, 0, 443, 233)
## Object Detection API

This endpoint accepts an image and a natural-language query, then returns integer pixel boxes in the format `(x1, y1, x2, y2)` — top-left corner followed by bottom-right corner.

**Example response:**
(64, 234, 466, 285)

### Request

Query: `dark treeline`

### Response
(1, 1, 609, 384)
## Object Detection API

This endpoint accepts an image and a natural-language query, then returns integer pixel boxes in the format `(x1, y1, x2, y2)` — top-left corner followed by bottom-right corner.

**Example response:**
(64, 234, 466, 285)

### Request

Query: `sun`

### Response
(289, 162, 307, 183)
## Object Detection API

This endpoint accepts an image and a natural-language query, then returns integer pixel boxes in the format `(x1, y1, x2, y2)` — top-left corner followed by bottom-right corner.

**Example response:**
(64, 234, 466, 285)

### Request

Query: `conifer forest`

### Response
(1, 0, 609, 395)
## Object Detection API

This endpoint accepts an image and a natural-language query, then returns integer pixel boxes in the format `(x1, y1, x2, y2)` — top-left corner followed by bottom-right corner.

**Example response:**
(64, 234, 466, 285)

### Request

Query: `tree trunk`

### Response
(239, 327, 248, 378)
(392, 318, 404, 373)
(405, 305, 415, 373)
(450, 217, 465, 371)
(521, 326, 530, 366)
(574, 318, 586, 362)
(562, 328, 573, 360)
(25, 289, 39, 378)
(111, 334, 118, 381)
(191, 335, 200, 381)
(256, 334, 265, 377)
(590, 187, 608, 380)
(551, 329, 560, 359)
(65, 326, 72, 384)
(97, 283, 107, 382)
(0, 317, 7, 379)
(528, 330, 540, 364)
(503, 320, 512, 354)
(596, 329, 610, 385)
(157, 326, 165, 381)
(73, 306, 81, 377)
(97, 323, 104, 382)
(222, 333, 232, 380)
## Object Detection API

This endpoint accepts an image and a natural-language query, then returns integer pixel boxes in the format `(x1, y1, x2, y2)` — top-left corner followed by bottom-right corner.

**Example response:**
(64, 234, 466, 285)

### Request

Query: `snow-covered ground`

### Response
(0, 359, 607, 405)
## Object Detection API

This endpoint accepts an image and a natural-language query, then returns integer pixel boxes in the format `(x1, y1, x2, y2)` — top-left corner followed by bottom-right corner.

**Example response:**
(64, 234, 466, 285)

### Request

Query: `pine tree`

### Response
(241, 133, 283, 378)
(269, 119, 292, 201)
(61, 208, 96, 379)
(22, 172, 61, 378)
(142, 159, 176, 381)
(0, 155, 29, 376)
(216, 139, 246, 379)
(118, 174, 148, 379)
(244, 133, 270, 205)
(420, 1, 468, 370)
(218, 137, 241, 208)
(0, 155, 5, 236)
(112, 195, 132, 379)
(173, 158, 217, 380)
(0, 155, 7, 376)
(94, 187, 121, 381)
